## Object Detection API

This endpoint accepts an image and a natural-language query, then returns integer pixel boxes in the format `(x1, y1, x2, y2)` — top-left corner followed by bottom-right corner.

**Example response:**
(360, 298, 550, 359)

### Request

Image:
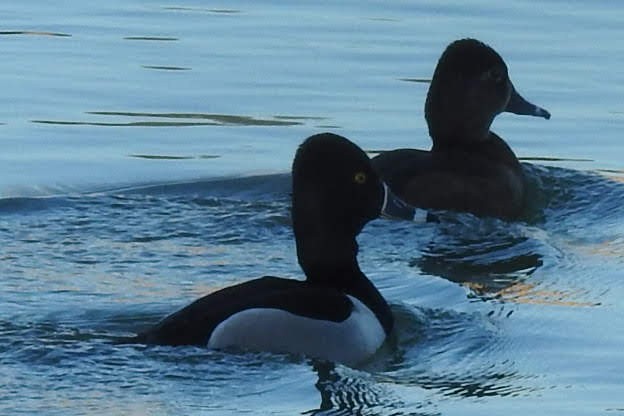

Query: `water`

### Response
(1, 1, 624, 415)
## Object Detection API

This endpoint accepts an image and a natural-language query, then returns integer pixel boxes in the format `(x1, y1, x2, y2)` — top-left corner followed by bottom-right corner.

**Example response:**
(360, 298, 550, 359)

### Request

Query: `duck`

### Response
(134, 132, 415, 366)
(371, 38, 550, 220)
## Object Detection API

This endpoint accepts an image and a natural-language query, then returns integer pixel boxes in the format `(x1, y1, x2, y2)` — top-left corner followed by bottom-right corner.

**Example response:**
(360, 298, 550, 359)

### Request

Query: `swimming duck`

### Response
(372, 38, 550, 219)
(135, 133, 414, 366)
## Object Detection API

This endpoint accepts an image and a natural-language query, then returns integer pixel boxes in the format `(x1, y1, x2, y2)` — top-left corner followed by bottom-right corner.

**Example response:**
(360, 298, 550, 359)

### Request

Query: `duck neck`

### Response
(426, 98, 496, 148)
(431, 132, 523, 178)
(431, 137, 475, 152)
(296, 233, 394, 334)
(296, 232, 362, 287)
(430, 123, 493, 150)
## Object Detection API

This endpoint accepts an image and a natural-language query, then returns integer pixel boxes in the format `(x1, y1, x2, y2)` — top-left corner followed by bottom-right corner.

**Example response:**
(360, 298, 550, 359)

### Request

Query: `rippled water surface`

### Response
(2, 1, 624, 415)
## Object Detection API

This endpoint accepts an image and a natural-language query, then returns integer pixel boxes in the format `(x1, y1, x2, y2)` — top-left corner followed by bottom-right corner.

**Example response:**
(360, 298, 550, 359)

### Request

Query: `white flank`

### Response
(207, 295, 385, 366)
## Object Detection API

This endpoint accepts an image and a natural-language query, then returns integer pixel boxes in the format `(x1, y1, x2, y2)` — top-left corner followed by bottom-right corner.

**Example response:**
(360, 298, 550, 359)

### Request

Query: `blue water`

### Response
(1, 1, 624, 415)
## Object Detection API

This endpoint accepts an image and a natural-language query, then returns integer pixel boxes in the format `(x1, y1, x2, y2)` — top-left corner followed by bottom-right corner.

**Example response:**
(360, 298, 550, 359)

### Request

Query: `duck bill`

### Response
(505, 83, 551, 120)
(380, 183, 416, 220)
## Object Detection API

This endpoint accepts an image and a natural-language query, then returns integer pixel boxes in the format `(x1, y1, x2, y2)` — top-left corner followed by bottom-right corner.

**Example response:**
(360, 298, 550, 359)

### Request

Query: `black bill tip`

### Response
(505, 83, 551, 120)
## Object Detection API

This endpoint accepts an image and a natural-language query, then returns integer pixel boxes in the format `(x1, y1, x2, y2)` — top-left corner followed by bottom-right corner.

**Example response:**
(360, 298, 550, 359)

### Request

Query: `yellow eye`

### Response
(354, 172, 367, 184)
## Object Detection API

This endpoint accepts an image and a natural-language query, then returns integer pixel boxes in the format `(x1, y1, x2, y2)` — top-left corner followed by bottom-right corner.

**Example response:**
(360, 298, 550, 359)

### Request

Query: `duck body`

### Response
(136, 133, 411, 366)
(372, 38, 550, 220)
(373, 132, 525, 219)
(136, 276, 388, 366)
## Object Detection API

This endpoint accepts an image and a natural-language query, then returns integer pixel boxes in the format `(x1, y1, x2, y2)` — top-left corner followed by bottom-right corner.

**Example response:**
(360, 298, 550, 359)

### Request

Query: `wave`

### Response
(0, 173, 292, 214)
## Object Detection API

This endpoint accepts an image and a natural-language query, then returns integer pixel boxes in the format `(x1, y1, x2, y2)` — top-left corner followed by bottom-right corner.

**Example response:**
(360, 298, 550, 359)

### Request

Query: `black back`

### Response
(136, 277, 354, 345)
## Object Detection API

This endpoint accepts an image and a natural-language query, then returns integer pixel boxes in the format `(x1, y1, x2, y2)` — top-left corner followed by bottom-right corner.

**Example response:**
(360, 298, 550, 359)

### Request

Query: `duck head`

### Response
(425, 38, 550, 148)
(292, 133, 413, 282)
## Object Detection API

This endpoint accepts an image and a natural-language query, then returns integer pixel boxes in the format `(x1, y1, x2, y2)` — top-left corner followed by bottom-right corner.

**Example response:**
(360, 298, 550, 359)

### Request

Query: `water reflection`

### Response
(412, 218, 544, 299)
(398, 78, 431, 83)
(123, 36, 178, 41)
(366, 17, 402, 22)
(141, 65, 191, 71)
(405, 165, 624, 302)
(84, 111, 305, 126)
(518, 156, 593, 162)
(416, 237, 542, 297)
(309, 361, 436, 416)
(129, 154, 220, 160)
(302, 299, 532, 414)
(31, 111, 330, 127)
(162, 6, 241, 14)
(393, 163, 624, 310)
(31, 119, 220, 127)
(31, 111, 332, 128)
(487, 281, 599, 307)
(0, 30, 71, 37)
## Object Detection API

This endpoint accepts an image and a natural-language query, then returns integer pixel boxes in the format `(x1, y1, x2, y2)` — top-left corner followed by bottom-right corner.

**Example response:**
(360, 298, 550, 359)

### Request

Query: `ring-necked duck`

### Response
(372, 38, 550, 219)
(135, 133, 414, 366)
